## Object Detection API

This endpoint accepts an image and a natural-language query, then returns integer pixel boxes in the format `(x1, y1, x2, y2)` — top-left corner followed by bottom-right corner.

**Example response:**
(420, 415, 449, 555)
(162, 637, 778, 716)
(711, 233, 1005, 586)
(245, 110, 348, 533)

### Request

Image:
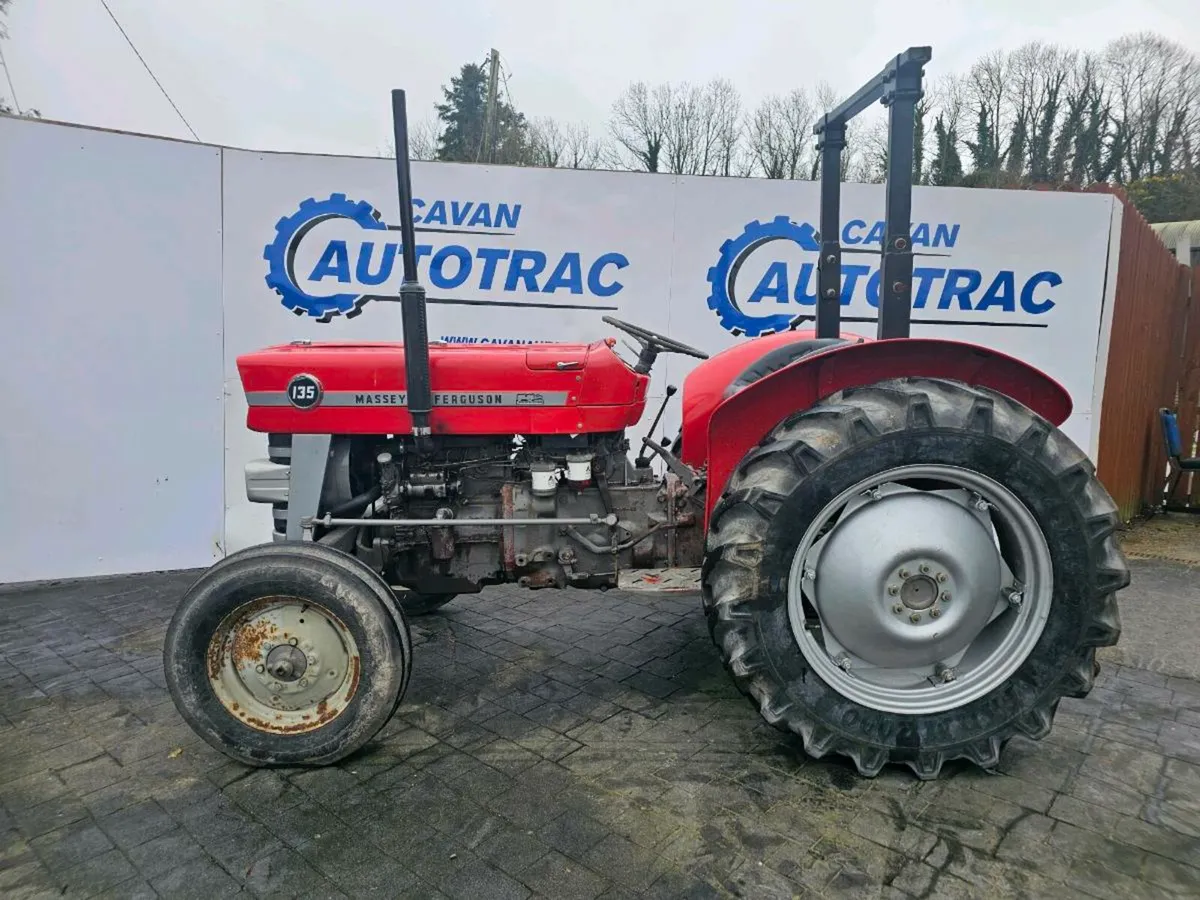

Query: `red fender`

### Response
(702, 338, 1074, 529)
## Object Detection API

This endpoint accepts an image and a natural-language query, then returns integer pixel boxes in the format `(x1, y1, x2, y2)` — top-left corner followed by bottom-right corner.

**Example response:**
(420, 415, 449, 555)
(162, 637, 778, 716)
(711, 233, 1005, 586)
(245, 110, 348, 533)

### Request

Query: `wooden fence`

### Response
(1089, 185, 1200, 520)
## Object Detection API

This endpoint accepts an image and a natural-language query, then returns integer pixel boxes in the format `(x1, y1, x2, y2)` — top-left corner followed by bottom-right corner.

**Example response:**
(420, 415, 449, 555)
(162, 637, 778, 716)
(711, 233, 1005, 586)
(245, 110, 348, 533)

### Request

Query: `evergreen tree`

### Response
(434, 62, 529, 165)
(928, 115, 964, 186)
(912, 99, 926, 183)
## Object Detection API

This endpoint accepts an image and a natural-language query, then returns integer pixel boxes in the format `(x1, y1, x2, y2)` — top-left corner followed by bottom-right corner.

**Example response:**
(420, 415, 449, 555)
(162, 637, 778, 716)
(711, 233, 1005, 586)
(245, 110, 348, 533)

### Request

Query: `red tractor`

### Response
(164, 48, 1128, 780)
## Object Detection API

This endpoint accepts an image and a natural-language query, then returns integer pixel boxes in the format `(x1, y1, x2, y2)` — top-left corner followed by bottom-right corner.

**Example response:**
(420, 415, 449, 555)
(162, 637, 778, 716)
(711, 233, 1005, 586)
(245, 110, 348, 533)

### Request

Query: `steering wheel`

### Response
(601, 316, 709, 373)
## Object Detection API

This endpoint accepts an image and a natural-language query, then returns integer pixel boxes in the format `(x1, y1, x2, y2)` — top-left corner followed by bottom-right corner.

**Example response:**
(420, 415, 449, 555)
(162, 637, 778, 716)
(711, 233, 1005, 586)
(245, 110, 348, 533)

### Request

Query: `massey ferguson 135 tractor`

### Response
(164, 47, 1129, 780)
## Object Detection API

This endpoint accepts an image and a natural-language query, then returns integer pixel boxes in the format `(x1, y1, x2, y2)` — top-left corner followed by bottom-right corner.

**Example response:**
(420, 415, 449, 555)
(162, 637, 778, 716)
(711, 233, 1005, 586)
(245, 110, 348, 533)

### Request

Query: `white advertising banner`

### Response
(0, 117, 1123, 579)
(0, 117, 224, 583)
(657, 177, 1120, 449)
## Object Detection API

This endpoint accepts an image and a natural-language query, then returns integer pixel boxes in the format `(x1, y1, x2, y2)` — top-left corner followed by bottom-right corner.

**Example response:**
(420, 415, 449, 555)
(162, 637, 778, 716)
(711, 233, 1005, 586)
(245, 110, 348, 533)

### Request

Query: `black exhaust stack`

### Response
(811, 47, 931, 341)
(390, 89, 433, 450)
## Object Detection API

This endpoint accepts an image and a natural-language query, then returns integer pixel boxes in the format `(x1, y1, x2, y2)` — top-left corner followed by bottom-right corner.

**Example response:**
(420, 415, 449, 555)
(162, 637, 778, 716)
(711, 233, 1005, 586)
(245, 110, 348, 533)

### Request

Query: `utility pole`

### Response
(480, 48, 500, 163)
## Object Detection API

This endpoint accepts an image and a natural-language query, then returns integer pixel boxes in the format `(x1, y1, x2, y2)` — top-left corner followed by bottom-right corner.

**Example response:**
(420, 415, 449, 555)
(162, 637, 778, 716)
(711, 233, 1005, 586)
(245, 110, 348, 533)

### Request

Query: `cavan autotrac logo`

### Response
(263, 193, 629, 322)
(706, 214, 1065, 337)
(264, 194, 389, 322)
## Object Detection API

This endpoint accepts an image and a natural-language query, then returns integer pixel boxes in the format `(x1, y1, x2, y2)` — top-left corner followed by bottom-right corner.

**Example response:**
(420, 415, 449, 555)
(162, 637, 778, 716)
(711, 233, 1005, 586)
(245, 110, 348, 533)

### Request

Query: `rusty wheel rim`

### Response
(206, 596, 361, 735)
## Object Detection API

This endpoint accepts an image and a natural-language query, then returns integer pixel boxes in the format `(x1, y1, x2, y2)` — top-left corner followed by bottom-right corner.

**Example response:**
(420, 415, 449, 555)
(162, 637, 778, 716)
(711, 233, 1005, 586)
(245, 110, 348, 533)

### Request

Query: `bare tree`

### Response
(747, 88, 815, 179)
(608, 81, 671, 172)
(1103, 32, 1200, 180)
(810, 80, 865, 180)
(527, 117, 604, 169)
(706, 78, 748, 176)
(381, 116, 440, 162)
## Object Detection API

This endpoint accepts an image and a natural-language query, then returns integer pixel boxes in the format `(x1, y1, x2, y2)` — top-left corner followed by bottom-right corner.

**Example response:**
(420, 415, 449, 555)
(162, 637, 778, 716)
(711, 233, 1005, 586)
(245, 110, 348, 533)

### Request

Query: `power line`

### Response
(97, 0, 200, 141)
(0, 37, 23, 113)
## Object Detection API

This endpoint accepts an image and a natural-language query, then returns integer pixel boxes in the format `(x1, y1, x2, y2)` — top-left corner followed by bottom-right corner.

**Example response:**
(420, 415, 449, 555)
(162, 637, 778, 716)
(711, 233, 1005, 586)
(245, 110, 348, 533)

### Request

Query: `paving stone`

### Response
(125, 828, 206, 880)
(475, 822, 551, 876)
(242, 846, 340, 897)
(3, 563, 1200, 897)
(96, 798, 175, 850)
(149, 854, 242, 899)
(56, 847, 139, 896)
(296, 826, 419, 895)
(518, 849, 610, 899)
(28, 817, 114, 870)
(441, 856, 532, 900)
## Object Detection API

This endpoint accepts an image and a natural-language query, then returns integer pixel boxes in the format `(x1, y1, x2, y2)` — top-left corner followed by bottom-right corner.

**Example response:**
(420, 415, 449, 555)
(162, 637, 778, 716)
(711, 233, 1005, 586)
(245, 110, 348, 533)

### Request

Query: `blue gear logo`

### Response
(263, 193, 388, 322)
(705, 215, 820, 337)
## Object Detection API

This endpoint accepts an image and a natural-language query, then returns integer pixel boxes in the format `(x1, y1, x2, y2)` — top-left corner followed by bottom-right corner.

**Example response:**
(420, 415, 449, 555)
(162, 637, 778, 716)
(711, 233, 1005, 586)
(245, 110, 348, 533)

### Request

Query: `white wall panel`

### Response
(0, 118, 224, 583)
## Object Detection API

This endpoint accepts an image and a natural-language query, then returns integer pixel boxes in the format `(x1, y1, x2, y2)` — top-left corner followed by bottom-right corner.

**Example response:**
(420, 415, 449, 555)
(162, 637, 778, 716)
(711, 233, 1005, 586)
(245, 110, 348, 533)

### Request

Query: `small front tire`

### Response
(164, 541, 412, 767)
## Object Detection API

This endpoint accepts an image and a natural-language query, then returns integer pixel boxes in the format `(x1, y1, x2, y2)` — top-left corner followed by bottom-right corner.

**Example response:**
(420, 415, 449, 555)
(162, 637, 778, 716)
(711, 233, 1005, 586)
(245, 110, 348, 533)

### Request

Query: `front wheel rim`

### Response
(786, 463, 1053, 715)
(206, 596, 361, 734)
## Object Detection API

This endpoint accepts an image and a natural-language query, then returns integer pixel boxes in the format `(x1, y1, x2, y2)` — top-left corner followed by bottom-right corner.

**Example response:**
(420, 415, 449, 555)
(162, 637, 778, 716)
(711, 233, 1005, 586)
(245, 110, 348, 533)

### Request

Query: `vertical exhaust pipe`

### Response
(390, 89, 433, 449)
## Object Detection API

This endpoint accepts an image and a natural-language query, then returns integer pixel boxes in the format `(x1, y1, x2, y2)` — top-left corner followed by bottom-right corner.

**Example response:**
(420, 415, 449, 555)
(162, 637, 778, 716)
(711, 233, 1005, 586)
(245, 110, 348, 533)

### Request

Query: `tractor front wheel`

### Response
(164, 541, 412, 767)
(702, 377, 1127, 779)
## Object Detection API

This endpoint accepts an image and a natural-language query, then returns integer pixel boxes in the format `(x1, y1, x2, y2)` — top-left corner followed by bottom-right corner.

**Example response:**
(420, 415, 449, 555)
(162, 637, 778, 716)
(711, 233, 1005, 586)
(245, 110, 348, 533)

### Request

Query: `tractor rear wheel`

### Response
(702, 377, 1127, 779)
(164, 541, 412, 767)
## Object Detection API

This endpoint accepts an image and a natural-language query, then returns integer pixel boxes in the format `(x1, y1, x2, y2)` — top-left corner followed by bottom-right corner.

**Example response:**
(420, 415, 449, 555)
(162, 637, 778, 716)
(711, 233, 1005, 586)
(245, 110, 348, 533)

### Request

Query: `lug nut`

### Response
(299, 678, 308, 688)
(307, 655, 317, 665)
(272, 682, 283, 691)
(289, 637, 299, 647)
(909, 613, 921, 624)
(892, 603, 904, 614)
(936, 572, 947, 583)
(930, 607, 942, 618)
(899, 568, 910, 579)
(940, 592, 951, 603)
(887, 585, 899, 596)
(255, 664, 265, 674)
(935, 664, 957, 683)
(919, 564, 931, 575)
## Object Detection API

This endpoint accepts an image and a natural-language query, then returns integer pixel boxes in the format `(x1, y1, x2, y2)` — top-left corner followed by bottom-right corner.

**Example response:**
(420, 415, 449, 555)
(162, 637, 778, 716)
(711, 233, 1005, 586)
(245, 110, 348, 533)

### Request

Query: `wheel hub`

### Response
(207, 596, 360, 734)
(265, 644, 308, 682)
(807, 489, 1001, 670)
(899, 573, 938, 611)
(787, 465, 1053, 715)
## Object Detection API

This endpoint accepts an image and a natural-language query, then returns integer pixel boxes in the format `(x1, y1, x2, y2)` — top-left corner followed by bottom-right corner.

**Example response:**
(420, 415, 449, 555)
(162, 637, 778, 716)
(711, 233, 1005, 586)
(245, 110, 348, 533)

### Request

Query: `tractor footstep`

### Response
(617, 568, 702, 593)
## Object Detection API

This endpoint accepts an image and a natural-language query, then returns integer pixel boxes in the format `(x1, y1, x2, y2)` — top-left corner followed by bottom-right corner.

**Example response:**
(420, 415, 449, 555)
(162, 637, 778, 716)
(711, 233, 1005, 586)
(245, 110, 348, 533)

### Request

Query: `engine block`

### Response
(246, 432, 704, 597)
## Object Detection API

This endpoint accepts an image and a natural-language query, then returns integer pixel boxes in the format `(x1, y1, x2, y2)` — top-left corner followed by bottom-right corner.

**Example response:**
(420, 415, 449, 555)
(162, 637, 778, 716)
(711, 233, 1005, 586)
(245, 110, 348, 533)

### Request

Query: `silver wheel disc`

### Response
(207, 596, 361, 734)
(786, 464, 1053, 715)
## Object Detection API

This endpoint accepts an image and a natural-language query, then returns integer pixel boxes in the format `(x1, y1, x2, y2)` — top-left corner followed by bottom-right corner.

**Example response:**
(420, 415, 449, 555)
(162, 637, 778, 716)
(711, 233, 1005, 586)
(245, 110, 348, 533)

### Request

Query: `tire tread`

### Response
(701, 376, 1129, 780)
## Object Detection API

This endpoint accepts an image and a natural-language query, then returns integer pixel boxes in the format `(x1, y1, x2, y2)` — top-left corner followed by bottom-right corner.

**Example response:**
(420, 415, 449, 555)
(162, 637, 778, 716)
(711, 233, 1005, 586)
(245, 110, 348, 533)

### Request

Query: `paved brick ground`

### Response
(2, 561, 1199, 899)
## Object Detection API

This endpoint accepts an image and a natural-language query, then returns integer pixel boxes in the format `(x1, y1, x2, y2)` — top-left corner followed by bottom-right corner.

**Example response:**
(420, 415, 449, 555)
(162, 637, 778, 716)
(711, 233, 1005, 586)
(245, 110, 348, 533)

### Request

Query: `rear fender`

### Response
(702, 338, 1073, 528)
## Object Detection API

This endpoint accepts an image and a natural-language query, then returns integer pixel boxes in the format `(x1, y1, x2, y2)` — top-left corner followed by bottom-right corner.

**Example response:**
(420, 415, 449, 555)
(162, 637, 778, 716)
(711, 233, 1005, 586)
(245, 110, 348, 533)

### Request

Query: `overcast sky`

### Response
(2, 0, 1195, 157)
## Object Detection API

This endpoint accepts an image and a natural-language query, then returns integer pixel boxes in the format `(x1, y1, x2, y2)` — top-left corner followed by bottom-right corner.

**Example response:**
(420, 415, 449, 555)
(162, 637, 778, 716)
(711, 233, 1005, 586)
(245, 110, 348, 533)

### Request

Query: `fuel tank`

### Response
(237, 339, 650, 435)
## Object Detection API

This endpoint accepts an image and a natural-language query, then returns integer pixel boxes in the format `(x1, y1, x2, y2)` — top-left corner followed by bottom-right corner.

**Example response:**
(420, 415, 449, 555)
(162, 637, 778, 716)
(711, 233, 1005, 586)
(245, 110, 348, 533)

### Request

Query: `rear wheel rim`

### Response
(206, 596, 361, 734)
(786, 463, 1053, 715)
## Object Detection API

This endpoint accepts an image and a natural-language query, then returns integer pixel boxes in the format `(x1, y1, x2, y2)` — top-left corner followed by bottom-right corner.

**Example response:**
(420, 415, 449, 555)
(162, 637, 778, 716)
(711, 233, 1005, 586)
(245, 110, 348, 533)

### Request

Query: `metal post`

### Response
(812, 47, 931, 342)
(816, 122, 846, 339)
(877, 58, 925, 340)
(390, 89, 433, 446)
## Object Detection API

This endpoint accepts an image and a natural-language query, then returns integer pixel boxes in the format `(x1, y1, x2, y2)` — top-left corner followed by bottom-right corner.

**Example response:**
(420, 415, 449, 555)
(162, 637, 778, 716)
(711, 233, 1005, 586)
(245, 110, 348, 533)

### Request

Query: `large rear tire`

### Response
(702, 377, 1127, 779)
(164, 541, 412, 767)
